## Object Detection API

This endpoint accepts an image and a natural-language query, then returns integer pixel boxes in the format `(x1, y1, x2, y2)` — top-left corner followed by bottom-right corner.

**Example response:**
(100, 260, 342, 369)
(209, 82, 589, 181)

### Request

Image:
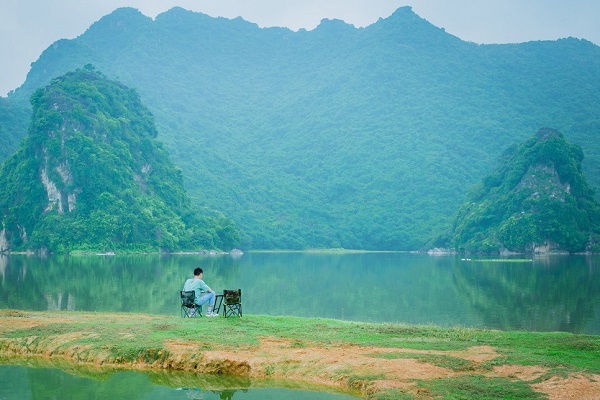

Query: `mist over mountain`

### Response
(2, 6, 600, 250)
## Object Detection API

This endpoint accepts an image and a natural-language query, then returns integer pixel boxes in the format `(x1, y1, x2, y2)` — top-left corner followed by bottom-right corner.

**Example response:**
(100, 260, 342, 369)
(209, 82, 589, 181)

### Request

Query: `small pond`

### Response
(0, 364, 360, 400)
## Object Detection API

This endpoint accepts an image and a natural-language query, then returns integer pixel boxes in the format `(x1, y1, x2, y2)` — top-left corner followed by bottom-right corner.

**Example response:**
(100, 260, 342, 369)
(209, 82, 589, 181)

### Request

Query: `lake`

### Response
(1, 252, 598, 334)
(1, 252, 598, 399)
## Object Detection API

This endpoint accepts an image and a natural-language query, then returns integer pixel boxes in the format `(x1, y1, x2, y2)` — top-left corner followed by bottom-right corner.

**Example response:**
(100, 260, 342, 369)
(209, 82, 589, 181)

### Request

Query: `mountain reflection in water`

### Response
(0, 252, 598, 334)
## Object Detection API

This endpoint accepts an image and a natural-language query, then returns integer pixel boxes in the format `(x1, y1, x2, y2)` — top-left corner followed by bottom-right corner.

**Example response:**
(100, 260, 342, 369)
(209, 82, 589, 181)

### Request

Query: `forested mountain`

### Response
(0, 98, 29, 161)
(450, 128, 600, 253)
(1, 6, 600, 250)
(0, 66, 238, 253)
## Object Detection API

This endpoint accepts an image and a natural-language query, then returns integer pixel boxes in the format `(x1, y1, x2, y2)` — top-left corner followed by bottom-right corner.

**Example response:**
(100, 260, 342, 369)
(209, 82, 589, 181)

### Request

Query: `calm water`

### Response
(1, 252, 598, 398)
(0, 252, 599, 334)
(0, 364, 359, 400)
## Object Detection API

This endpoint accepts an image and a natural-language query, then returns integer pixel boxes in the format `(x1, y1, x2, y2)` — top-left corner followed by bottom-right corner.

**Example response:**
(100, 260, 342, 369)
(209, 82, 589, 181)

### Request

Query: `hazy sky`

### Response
(1, 0, 599, 96)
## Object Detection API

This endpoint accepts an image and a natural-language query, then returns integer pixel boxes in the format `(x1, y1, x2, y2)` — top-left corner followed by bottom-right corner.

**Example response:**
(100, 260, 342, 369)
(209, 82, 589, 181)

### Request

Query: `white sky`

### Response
(1, 0, 599, 96)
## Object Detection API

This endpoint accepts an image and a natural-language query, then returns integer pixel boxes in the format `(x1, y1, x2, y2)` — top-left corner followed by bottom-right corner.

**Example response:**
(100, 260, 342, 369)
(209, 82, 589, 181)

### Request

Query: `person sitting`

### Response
(182, 267, 219, 316)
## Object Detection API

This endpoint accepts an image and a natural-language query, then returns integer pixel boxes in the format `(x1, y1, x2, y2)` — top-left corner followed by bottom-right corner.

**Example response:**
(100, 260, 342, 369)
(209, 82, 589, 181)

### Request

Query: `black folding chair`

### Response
(180, 290, 202, 318)
(222, 289, 242, 318)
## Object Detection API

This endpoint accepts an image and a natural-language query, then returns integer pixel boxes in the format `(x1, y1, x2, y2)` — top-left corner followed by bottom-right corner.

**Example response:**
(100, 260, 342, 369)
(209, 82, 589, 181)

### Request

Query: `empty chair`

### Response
(180, 290, 202, 318)
(222, 289, 242, 318)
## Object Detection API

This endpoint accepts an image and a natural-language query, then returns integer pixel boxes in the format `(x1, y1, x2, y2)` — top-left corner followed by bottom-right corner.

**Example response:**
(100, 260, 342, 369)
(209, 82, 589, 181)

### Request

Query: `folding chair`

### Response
(222, 289, 242, 318)
(180, 290, 202, 318)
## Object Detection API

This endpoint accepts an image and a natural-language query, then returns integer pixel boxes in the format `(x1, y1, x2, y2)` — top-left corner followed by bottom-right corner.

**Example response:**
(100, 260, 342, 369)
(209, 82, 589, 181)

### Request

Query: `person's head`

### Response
(193, 267, 203, 278)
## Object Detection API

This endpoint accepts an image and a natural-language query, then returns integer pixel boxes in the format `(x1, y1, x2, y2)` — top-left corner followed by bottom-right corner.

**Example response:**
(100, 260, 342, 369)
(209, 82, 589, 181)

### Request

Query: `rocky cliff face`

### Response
(0, 227, 8, 252)
(40, 162, 76, 213)
(0, 66, 236, 253)
(450, 128, 600, 254)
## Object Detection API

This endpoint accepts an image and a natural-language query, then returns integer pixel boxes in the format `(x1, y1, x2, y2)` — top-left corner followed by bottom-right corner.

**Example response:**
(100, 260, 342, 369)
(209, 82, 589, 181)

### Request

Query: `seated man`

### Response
(182, 267, 219, 316)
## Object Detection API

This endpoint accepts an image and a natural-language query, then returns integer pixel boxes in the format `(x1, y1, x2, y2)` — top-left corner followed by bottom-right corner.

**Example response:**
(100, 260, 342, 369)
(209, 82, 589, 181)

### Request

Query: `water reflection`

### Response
(0, 252, 598, 333)
(452, 256, 600, 333)
(0, 364, 358, 399)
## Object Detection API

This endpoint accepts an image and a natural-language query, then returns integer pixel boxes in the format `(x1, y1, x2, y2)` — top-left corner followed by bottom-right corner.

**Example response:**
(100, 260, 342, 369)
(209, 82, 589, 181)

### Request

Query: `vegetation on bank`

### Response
(0, 66, 239, 254)
(0, 310, 598, 399)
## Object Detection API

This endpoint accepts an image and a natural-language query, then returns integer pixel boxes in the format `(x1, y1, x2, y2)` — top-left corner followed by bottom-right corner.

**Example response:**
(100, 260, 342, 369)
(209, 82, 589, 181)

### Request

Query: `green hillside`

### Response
(0, 98, 29, 161)
(0, 66, 238, 253)
(2, 6, 600, 250)
(451, 128, 600, 253)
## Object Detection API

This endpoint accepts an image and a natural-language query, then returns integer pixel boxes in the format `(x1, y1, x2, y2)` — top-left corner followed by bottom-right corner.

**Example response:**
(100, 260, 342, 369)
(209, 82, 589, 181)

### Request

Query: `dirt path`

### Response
(163, 338, 600, 399)
(1, 312, 599, 399)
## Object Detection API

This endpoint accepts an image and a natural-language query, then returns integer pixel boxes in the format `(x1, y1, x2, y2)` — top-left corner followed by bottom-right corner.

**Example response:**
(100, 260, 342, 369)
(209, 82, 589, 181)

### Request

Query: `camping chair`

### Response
(222, 289, 242, 318)
(180, 290, 202, 318)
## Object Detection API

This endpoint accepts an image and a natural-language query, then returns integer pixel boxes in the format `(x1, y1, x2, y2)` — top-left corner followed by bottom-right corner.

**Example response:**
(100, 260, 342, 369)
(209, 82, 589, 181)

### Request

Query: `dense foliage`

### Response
(0, 66, 239, 253)
(450, 128, 600, 253)
(2, 6, 600, 250)
(0, 97, 29, 161)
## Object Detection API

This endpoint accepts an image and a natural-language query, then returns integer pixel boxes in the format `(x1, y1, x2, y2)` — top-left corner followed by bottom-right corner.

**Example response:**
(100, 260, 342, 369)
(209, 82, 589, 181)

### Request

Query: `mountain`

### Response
(0, 66, 238, 253)
(450, 128, 600, 253)
(2, 6, 600, 250)
(0, 97, 29, 161)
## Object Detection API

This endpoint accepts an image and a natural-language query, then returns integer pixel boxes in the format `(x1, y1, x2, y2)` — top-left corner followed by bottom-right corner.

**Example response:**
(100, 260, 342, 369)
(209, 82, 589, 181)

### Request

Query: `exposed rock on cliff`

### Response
(450, 128, 600, 254)
(0, 66, 238, 253)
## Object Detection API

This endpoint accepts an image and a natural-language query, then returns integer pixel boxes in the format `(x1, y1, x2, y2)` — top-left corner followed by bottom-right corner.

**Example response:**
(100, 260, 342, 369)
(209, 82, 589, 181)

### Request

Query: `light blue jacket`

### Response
(183, 278, 211, 303)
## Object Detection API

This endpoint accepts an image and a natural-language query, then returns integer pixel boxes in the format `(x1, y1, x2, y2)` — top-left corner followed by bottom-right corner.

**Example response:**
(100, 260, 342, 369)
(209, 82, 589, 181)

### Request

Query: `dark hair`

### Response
(194, 267, 203, 276)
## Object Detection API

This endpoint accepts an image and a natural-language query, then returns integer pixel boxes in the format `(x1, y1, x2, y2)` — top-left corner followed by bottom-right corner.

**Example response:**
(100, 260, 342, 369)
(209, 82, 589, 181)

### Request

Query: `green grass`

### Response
(416, 375, 546, 399)
(369, 352, 475, 372)
(371, 389, 414, 400)
(347, 374, 387, 390)
(480, 331, 600, 373)
(1, 310, 599, 399)
(2, 312, 598, 374)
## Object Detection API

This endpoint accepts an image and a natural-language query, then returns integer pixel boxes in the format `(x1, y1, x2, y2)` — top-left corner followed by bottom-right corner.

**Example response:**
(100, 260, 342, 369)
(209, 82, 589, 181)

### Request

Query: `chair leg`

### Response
(223, 304, 242, 318)
(181, 305, 203, 318)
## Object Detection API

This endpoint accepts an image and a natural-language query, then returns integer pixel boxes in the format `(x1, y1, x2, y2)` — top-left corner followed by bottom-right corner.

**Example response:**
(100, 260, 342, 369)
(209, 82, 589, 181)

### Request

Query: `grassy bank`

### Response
(0, 310, 599, 399)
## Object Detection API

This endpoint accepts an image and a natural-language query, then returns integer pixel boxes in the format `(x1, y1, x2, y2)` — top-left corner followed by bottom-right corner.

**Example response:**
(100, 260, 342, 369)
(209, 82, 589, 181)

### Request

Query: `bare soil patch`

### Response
(533, 374, 600, 400)
(163, 336, 598, 399)
(490, 364, 547, 381)
(1, 311, 598, 399)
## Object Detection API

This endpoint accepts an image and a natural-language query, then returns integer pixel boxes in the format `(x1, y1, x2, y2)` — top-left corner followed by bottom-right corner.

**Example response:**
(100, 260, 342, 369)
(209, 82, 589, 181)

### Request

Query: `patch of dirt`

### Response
(490, 365, 547, 381)
(161, 337, 458, 395)
(1, 311, 599, 399)
(162, 337, 600, 398)
(42, 332, 99, 356)
(0, 318, 42, 333)
(449, 345, 499, 363)
(533, 374, 600, 400)
(0, 311, 45, 333)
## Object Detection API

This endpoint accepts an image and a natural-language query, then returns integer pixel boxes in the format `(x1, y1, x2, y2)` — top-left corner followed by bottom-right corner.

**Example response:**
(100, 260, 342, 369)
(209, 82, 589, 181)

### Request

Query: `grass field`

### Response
(0, 310, 598, 399)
